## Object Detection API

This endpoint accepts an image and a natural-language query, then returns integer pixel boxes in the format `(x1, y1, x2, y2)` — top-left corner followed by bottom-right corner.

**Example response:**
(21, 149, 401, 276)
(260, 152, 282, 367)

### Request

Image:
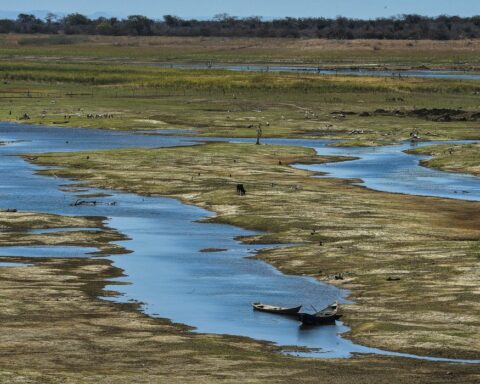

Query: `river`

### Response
(0, 122, 478, 363)
(154, 64, 480, 81)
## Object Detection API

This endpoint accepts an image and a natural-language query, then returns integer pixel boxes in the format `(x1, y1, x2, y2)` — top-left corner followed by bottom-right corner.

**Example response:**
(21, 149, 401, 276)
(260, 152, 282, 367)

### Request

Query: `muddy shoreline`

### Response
(3, 254, 479, 383)
(0, 145, 478, 381)
(28, 142, 480, 360)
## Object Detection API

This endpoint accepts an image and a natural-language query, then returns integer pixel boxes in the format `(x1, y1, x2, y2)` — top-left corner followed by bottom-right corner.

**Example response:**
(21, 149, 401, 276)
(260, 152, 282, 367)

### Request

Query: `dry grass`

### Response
(0, 211, 126, 255)
(0, 210, 479, 383)
(1, 34, 479, 68)
(408, 143, 480, 176)
(30, 142, 480, 360)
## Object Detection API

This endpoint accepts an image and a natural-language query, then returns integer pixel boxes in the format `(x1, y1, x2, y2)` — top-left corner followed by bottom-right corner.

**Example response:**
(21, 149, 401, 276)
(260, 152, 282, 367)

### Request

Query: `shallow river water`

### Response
(155, 64, 480, 81)
(0, 122, 478, 363)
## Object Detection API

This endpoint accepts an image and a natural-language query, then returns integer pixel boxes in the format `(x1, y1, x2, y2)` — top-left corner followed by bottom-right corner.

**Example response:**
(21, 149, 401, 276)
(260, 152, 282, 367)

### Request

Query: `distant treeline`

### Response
(1, 13, 480, 40)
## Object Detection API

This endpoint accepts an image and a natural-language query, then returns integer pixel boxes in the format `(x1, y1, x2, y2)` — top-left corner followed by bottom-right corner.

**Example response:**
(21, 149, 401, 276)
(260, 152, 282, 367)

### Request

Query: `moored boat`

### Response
(298, 302, 341, 326)
(252, 303, 302, 315)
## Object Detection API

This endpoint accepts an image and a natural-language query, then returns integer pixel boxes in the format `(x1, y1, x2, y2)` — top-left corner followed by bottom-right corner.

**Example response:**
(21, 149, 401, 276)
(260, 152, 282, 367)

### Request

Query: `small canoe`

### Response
(298, 302, 341, 326)
(252, 303, 302, 315)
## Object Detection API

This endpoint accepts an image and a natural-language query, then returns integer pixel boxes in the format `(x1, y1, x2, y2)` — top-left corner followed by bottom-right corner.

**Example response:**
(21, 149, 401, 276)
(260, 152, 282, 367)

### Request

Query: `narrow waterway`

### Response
(154, 63, 480, 81)
(256, 138, 480, 201)
(0, 122, 478, 363)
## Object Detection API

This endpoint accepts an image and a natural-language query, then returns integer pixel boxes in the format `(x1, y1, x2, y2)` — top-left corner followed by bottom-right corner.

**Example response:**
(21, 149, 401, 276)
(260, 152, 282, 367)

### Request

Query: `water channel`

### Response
(154, 63, 480, 81)
(0, 122, 478, 363)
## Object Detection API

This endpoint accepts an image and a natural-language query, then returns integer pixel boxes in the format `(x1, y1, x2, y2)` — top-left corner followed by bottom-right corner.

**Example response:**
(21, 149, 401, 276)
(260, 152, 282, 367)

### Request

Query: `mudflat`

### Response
(0, 209, 479, 383)
(30, 142, 480, 360)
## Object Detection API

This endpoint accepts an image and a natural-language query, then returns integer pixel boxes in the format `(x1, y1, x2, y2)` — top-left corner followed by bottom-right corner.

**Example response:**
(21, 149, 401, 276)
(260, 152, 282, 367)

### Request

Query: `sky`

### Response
(0, 0, 479, 19)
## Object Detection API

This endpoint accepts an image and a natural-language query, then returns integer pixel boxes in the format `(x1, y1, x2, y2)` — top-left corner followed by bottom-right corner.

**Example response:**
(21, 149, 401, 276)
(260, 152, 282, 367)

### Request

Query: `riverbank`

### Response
(0, 146, 476, 383)
(29, 142, 480, 360)
(0, 209, 307, 382)
(407, 143, 480, 176)
(4, 252, 480, 383)
(0, 210, 125, 252)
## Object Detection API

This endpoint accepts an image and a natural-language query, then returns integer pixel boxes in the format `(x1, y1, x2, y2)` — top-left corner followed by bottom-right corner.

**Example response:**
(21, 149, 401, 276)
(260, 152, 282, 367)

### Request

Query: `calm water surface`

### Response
(264, 139, 480, 201)
(155, 63, 480, 81)
(0, 261, 31, 267)
(0, 122, 478, 363)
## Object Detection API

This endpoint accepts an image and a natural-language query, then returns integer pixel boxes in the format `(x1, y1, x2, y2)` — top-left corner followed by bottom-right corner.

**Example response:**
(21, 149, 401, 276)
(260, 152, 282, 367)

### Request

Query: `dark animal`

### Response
(236, 184, 246, 196)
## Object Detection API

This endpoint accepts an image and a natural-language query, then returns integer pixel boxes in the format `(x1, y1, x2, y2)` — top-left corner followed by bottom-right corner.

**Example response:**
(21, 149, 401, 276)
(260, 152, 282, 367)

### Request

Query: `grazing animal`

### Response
(236, 184, 246, 196)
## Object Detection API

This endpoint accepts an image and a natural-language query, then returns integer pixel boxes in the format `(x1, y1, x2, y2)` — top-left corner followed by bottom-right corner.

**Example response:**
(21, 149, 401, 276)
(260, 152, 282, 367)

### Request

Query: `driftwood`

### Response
(71, 200, 97, 207)
(70, 199, 117, 207)
(1, 209, 17, 213)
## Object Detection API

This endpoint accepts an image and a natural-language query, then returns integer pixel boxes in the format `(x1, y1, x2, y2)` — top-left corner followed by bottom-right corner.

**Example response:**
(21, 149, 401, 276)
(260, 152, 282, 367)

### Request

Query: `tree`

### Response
(0, 13, 478, 40)
(0, 19, 14, 33)
(64, 13, 90, 26)
(45, 12, 58, 24)
(213, 13, 233, 22)
(16, 14, 42, 33)
(17, 14, 37, 24)
(163, 15, 181, 27)
(126, 15, 153, 35)
(97, 20, 114, 35)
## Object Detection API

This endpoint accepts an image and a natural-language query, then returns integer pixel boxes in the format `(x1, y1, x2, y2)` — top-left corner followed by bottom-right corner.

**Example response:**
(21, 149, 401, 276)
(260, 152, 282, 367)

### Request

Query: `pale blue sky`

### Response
(0, 0, 478, 19)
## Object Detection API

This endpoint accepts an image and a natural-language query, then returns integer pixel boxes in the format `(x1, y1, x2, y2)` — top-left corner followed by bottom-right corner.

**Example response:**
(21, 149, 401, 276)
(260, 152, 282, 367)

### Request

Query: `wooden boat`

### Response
(298, 302, 341, 326)
(252, 302, 302, 315)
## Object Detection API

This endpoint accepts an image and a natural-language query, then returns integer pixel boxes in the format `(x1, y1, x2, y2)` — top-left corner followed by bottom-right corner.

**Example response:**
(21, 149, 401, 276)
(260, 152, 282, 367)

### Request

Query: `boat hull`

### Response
(252, 303, 302, 315)
(298, 302, 342, 326)
(298, 312, 340, 326)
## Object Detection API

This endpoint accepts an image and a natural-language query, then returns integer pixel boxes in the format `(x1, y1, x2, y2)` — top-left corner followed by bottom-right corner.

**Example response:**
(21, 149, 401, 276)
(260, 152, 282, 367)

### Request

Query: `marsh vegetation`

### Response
(0, 57, 479, 147)
(2, 34, 480, 69)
